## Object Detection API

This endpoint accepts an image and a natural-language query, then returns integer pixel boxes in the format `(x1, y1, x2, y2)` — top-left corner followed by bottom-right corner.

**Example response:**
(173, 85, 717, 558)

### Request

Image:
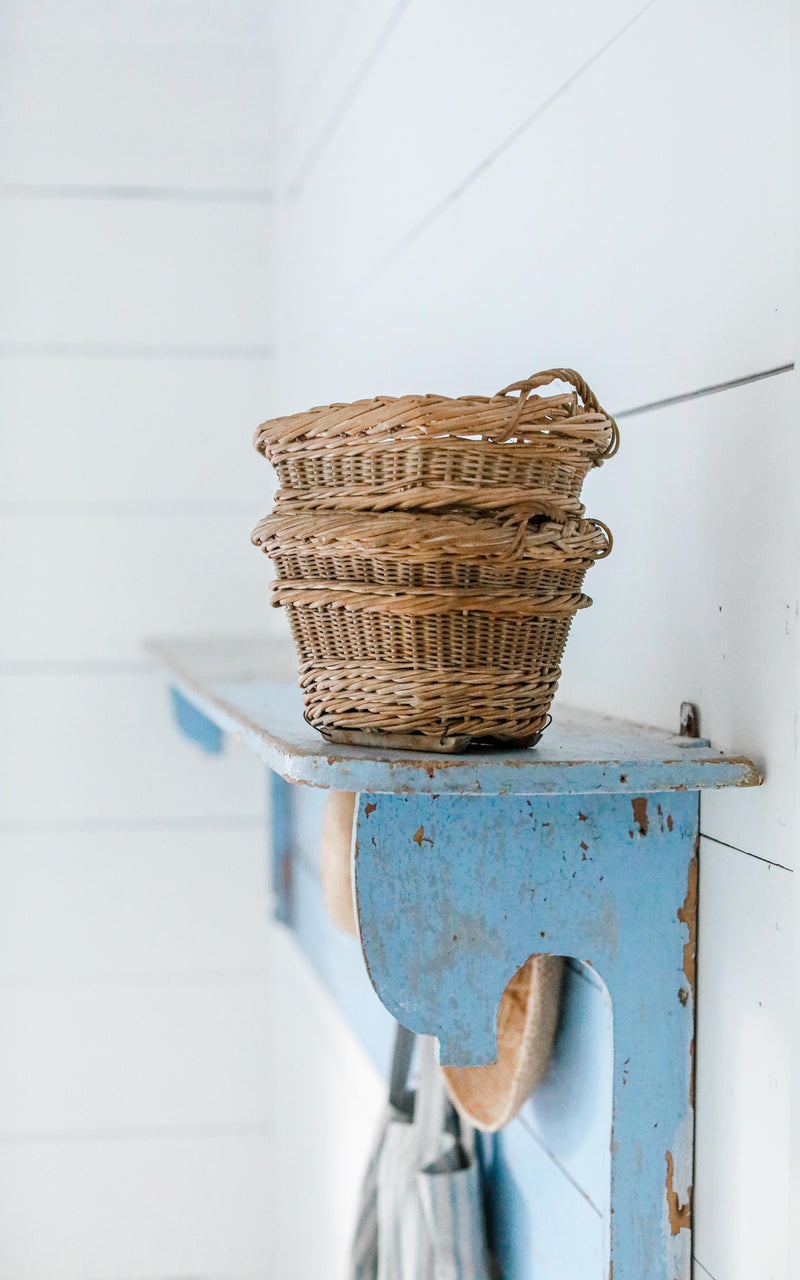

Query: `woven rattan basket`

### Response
(254, 369, 618, 521)
(253, 510, 611, 752)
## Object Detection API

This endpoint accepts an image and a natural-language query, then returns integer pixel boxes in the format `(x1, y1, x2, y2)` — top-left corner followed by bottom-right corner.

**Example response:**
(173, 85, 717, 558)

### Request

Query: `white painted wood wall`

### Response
(1, 3, 796, 1278)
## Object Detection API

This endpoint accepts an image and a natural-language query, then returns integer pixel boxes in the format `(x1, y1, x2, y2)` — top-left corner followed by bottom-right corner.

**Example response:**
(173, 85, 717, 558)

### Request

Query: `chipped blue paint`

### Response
(169, 686, 223, 754)
(354, 791, 697, 1280)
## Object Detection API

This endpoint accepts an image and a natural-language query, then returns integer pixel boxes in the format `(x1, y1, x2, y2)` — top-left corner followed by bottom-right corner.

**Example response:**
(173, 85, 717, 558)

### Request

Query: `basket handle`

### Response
(493, 368, 620, 457)
(587, 518, 614, 558)
(504, 515, 614, 561)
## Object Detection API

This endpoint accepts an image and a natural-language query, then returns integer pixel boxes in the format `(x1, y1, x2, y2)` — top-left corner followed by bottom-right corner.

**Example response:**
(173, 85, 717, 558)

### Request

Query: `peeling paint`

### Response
(364, 802, 377, 817)
(413, 825, 434, 848)
(667, 814, 674, 832)
(678, 855, 698, 1107)
(665, 1150, 692, 1234)
(678, 856, 698, 1005)
(631, 797, 649, 836)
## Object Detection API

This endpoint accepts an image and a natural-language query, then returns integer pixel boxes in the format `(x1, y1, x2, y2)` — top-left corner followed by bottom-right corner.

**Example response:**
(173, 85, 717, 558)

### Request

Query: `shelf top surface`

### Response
(146, 635, 761, 796)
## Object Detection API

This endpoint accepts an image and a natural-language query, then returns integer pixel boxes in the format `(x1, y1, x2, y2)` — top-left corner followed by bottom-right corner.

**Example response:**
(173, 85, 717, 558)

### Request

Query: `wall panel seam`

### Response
(516, 1112, 604, 1219)
(0, 973, 272, 989)
(0, 502, 262, 514)
(0, 342, 274, 359)
(311, 0, 660, 285)
(615, 362, 794, 418)
(288, 0, 413, 195)
(0, 1121, 273, 1145)
(692, 1258, 718, 1280)
(0, 183, 277, 203)
(0, 817, 265, 834)
(699, 832, 794, 874)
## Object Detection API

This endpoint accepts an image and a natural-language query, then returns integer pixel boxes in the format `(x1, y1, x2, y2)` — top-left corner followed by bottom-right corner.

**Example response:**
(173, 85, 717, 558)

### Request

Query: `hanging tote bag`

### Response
(351, 1027, 493, 1280)
(413, 1038, 494, 1280)
(350, 1023, 415, 1280)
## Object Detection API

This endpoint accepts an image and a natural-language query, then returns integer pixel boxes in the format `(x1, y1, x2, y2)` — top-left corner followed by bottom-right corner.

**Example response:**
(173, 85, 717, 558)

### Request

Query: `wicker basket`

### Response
(254, 368, 618, 521)
(253, 510, 611, 752)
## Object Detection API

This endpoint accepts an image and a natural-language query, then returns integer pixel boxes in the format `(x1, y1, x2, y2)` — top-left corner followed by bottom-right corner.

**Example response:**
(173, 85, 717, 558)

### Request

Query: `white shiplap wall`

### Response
(265, 1, 796, 1278)
(0, 4, 290, 1278)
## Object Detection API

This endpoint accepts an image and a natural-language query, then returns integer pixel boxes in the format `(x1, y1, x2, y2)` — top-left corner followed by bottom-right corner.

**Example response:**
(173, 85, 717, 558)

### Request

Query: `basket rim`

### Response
(271, 581, 593, 617)
(254, 369, 619, 458)
(252, 509, 612, 564)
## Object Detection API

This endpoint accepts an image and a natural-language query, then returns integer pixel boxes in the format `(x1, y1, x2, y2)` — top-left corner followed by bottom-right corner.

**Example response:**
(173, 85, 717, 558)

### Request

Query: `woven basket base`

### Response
(311, 719, 545, 754)
(299, 662, 559, 754)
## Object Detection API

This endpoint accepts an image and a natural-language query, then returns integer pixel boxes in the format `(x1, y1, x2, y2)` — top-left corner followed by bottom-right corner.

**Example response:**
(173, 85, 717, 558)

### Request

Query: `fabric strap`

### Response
(351, 1027, 493, 1280)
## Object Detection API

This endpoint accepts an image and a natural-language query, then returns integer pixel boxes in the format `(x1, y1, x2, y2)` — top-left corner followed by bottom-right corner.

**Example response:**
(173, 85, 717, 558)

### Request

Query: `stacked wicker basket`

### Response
(252, 368, 617, 752)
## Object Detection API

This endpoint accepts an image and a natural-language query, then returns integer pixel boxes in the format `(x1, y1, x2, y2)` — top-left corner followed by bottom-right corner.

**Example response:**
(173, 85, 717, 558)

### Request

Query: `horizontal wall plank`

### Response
(0, 672, 266, 823)
(0, 981, 273, 1134)
(0, 200, 273, 347)
(1, 512, 282, 662)
(0, 827, 271, 979)
(0, 355, 275, 505)
(273, 0, 791, 415)
(694, 836, 791, 1280)
(555, 371, 798, 871)
(0, 0, 274, 188)
(0, 1131, 276, 1279)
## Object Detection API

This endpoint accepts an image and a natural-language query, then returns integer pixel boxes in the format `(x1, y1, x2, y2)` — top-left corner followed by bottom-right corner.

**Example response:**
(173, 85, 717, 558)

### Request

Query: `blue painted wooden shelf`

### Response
(148, 633, 759, 1280)
(146, 635, 759, 796)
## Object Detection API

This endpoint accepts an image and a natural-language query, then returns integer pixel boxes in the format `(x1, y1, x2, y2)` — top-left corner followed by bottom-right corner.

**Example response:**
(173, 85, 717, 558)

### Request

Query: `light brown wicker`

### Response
(319, 791, 358, 938)
(254, 368, 618, 520)
(253, 508, 609, 595)
(252, 510, 611, 752)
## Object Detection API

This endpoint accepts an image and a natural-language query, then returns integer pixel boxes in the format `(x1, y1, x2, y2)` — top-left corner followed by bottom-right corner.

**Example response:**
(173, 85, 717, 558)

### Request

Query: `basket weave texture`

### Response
(255, 368, 618, 521)
(252, 369, 617, 752)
